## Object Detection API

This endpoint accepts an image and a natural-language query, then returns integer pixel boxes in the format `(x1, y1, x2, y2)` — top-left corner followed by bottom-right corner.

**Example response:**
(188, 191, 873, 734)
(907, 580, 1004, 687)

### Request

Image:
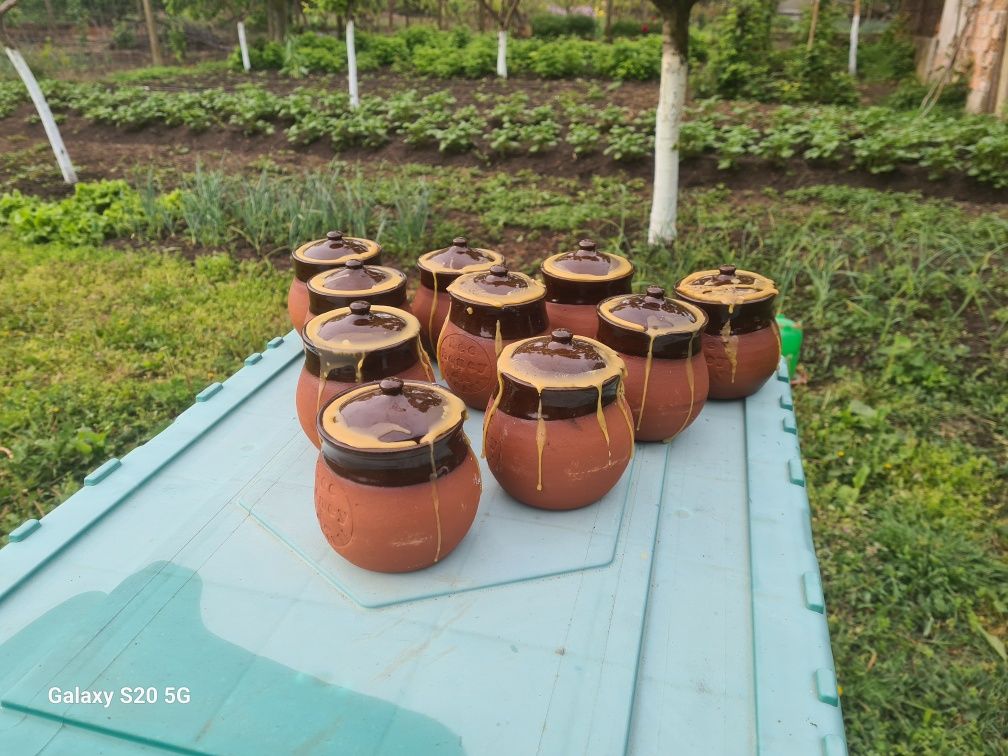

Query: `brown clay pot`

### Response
(288, 231, 382, 329)
(436, 263, 550, 410)
(675, 265, 781, 400)
(540, 239, 633, 338)
(306, 259, 407, 322)
(483, 329, 634, 510)
(596, 286, 710, 442)
(315, 377, 481, 573)
(296, 302, 434, 447)
(412, 238, 504, 354)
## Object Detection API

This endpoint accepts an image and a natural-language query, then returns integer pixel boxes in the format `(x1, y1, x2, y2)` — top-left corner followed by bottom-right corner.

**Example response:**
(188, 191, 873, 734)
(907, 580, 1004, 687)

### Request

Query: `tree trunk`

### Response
(849, 0, 861, 75)
(478, 3, 486, 32)
(497, 29, 508, 78)
(266, 0, 288, 42)
(807, 0, 820, 51)
(347, 19, 359, 108)
(237, 21, 251, 71)
(605, 0, 614, 42)
(140, 0, 163, 66)
(388, 0, 394, 30)
(648, 13, 689, 245)
(438, 0, 445, 29)
(43, 0, 54, 36)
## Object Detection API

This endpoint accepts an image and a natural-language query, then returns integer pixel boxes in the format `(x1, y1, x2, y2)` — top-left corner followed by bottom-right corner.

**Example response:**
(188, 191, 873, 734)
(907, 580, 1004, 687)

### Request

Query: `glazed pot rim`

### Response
(417, 246, 504, 275)
(447, 270, 547, 309)
(540, 251, 634, 283)
(597, 294, 709, 336)
(675, 267, 778, 305)
(291, 234, 382, 266)
(317, 379, 468, 454)
(301, 304, 421, 358)
(306, 265, 406, 298)
(497, 333, 626, 391)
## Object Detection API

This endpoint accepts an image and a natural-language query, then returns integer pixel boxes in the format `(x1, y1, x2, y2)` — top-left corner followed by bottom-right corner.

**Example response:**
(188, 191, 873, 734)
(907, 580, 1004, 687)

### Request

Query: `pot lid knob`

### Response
(452, 237, 469, 247)
(326, 230, 344, 242)
(379, 377, 404, 396)
(645, 285, 665, 301)
(716, 265, 737, 282)
(349, 300, 371, 315)
(488, 263, 509, 280)
(576, 239, 596, 254)
(551, 328, 574, 345)
(344, 257, 364, 270)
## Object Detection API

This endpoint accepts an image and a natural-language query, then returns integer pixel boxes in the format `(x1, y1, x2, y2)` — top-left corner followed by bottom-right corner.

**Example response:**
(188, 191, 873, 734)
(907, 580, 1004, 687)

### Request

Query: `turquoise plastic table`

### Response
(0, 332, 847, 755)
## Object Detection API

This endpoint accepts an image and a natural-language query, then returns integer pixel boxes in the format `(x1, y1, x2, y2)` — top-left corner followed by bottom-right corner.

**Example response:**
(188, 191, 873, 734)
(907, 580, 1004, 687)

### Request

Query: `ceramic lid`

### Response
(598, 286, 707, 335)
(292, 230, 381, 266)
(498, 329, 625, 392)
(541, 240, 633, 281)
(675, 265, 778, 305)
(307, 259, 406, 298)
(447, 264, 546, 308)
(320, 377, 467, 452)
(417, 238, 503, 275)
(302, 302, 419, 357)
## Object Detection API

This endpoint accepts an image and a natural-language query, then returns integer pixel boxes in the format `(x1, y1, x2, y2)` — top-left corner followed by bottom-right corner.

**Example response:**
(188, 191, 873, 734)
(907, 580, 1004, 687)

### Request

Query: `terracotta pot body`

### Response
(437, 265, 549, 410)
(540, 240, 633, 338)
(596, 287, 710, 442)
(412, 238, 503, 354)
(296, 360, 432, 447)
(315, 451, 480, 573)
(288, 231, 382, 330)
(619, 352, 708, 441)
(484, 399, 633, 511)
(297, 303, 433, 447)
(676, 265, 780, 400)
(315, 378, 480, 573)
(288, 278, 310, 330)
(483, 330, 634, 510)
(699, 326, 780, 400)
(305, 260, 407, 325)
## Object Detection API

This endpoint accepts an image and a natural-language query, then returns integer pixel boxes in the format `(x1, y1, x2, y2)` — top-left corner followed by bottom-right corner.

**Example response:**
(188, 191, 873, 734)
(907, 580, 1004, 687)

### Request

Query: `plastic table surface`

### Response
(0, 332, 847, 756)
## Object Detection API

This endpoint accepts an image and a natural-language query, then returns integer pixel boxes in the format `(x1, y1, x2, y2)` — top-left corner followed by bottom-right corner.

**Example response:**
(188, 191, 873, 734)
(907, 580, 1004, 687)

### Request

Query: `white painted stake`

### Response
(346, 20, 359, 108)
(848, 0, 861, 77)
(5, 47, 77, 185)
(647, 25, 686, 245)
(497, 29, 508, 79)
(238, 22, 251, 72)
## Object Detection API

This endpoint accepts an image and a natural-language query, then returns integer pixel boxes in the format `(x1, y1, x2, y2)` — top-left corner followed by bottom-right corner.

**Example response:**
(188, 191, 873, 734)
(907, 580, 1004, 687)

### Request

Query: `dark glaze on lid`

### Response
(292, 231, 382, 282)
(306, 260, 407, 314)
(596, 286, 708, 359)
(494, 329, 627, 421)
(446, 264, 549, 340)
(675, 265, 778, 335)
(317, 378, 470, 487)
(301, 302, 423, 383)
(540, 239, 635, 305)
(416, 238, 504, 289)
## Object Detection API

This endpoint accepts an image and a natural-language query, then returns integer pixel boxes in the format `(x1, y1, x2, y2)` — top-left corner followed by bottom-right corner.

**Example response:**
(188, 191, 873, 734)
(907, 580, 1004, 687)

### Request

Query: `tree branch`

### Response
(475, 0, 503, 27)
(0, 0, 20, 18)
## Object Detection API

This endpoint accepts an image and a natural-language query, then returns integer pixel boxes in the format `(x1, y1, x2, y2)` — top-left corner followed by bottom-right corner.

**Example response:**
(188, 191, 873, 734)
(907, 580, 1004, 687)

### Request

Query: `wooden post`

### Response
(140, 0, 163, 66)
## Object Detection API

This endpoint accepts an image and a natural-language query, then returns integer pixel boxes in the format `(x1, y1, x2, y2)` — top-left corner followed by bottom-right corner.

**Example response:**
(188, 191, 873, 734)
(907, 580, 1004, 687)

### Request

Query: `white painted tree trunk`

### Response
(497, 30, 508, 79)
(237, 22, 251, 72)
(346, 20, 360, 108)
(848, 0, 861, 76)
(4, 47, 77, 184)
(647, 25, 687, 245)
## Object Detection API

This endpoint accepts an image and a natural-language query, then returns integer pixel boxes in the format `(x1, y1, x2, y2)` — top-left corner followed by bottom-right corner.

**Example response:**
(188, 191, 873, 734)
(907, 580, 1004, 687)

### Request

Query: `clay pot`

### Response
(540, 239, 634, 337)
(437, 263, 549, 410)
(297, 302, 434, 447)
(412, 237, 504, 354)
(306, 259, 407, 321)
(315, 377, 481, 573)
(483, 329, 634, 510)
(675, 265, 781, 400)
(596, 286, 709, 442)
(288, 231, 382, 329)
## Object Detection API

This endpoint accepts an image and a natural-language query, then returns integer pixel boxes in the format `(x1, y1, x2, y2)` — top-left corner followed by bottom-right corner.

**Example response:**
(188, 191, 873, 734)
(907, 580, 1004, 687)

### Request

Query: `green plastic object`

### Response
(776, 315, 803, 377)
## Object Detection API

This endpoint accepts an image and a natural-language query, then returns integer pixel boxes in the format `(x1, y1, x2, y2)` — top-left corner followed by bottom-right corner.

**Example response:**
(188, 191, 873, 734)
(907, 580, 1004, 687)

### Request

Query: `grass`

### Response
(0, 164, 1005, 754)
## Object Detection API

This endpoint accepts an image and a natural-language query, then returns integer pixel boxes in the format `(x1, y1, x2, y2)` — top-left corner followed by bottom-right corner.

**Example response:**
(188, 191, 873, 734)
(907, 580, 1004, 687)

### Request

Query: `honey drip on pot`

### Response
(636, 333, 656, 431)
(616, 382, 635, 460)
(595, 384, 611, 459)
(535, 397, 546, 491)
(316, 351, 365, 411)
(482, 373, 505, 457)
(494, 319, 503, 357)
(416, 339, 435, 382)
(428, 441, 442, 563)
(720, 320, 739, 384)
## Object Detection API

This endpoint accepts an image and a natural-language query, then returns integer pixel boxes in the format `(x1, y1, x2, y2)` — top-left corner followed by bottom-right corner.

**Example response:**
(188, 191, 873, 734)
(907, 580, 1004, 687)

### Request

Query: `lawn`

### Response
(1, 154, 1005, 752)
